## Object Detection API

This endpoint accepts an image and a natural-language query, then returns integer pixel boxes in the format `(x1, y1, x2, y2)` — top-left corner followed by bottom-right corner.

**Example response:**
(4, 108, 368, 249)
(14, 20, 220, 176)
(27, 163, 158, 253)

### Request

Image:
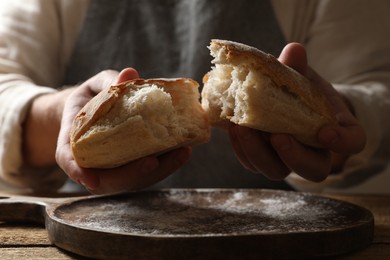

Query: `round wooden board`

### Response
(47, 189, 374, 259)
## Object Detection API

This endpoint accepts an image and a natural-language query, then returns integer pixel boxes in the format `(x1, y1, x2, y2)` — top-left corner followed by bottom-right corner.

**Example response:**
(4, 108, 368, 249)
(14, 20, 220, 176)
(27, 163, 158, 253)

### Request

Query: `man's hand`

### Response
(228, 43, 366, 182)
(56, 68, 191, 194)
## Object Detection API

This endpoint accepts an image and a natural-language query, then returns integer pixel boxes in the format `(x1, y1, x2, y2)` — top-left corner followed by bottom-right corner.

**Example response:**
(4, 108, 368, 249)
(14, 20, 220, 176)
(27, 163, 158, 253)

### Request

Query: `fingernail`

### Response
(79, 179, 95, 191)
(319, 128, 339, 145)
(272, 135, 292, 151)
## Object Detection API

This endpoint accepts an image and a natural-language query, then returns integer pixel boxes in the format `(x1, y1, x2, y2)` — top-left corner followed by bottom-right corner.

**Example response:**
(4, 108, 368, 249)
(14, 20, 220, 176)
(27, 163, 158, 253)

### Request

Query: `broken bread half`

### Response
(71, 78, 210, 168)
(201, 39, 337, 147)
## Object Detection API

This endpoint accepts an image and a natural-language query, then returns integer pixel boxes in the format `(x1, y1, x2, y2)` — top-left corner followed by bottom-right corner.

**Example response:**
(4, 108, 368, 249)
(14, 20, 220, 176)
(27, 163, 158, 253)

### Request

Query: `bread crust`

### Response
(202, 39, 337, 147)
(71, 78, 210, 168)
(70, 83, 127, 143)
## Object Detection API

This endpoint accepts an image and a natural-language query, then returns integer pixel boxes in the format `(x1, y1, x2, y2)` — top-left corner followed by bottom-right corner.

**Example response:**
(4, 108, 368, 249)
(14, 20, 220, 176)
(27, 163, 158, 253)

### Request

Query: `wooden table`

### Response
(0, 192, 389, 259)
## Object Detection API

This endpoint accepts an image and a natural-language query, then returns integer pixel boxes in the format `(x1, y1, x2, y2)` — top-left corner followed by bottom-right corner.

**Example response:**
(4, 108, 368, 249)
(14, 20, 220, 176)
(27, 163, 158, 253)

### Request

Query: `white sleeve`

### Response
(274, 0, 390, 193)
(0, 0, 88, 190)
(288, 83, 390, 194)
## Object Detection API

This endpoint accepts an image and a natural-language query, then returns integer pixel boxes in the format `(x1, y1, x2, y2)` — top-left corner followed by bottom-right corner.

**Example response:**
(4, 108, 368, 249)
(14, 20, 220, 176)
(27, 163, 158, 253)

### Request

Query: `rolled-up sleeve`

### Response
(273, 0, 390, 193)
(0, 0, 87, 190)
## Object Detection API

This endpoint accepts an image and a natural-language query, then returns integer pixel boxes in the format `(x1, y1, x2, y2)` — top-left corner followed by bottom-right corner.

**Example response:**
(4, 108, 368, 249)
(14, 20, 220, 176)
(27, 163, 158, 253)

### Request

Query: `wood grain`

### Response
(0, 224, 49, 245)
(0, 192, 389, 259)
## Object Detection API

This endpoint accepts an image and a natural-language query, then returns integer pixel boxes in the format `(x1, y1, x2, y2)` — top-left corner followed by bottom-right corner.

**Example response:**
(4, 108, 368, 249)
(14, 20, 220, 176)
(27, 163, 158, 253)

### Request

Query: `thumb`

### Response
(278, 42, 308, 75)
(116, 68, 139, 84)
(279, 43, 366, 155)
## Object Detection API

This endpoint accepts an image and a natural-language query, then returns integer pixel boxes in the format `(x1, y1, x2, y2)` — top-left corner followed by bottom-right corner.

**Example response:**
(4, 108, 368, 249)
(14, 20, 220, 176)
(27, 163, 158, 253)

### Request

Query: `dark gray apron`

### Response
(65, 0, 291, 190)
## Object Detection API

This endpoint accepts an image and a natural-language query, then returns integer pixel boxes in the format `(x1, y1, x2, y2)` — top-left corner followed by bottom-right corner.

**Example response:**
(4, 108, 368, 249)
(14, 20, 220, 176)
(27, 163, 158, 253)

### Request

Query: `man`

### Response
(0, 0, 388, 194)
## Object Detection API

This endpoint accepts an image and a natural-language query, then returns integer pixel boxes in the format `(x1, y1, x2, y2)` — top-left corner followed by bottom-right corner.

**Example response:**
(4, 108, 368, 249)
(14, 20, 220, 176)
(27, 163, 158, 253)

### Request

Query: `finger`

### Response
(151, 146, 192, 182)
(230, 125, 290, 180)
(278, 42, 308, 75)
(57, 69, 129, 156)
(228, 125, 257, 172)
(116, 67, 139, 83)
(319, 123, 366, 155)
(90, 156, 160, 194)
(279, 43, 344, 111)
(92, 147, 192, 194)
(279, 44, 366, 156)
(81, 68, 138, 97)
(136, 147, 192, 188)
(55, 140, 100, 190)
(271, 134, 332, 182)
(81, 70, 120, 94)
(57, 69, 140, 194)
(279, 43, 348, 113)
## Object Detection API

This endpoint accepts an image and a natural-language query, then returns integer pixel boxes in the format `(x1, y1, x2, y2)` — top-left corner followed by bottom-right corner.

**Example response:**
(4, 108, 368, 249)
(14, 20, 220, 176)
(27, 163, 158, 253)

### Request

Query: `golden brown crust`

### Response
(70, 84, 127, 143)
(202, 39, 338, 147)
(71, 78, 200, 143)
(210, 39, 336, 125)
(70, 78, 210, 168)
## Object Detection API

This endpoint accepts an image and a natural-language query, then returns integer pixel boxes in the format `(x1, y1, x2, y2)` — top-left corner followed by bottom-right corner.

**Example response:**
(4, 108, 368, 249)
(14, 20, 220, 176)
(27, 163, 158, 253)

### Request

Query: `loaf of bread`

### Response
(70, 78, 210, 168)
(201, 39, 337, 148)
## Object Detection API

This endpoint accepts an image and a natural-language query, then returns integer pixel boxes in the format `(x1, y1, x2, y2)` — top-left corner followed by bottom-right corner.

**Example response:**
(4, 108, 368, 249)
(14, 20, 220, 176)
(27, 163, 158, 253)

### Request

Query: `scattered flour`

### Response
(54, 190, 352, 236)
